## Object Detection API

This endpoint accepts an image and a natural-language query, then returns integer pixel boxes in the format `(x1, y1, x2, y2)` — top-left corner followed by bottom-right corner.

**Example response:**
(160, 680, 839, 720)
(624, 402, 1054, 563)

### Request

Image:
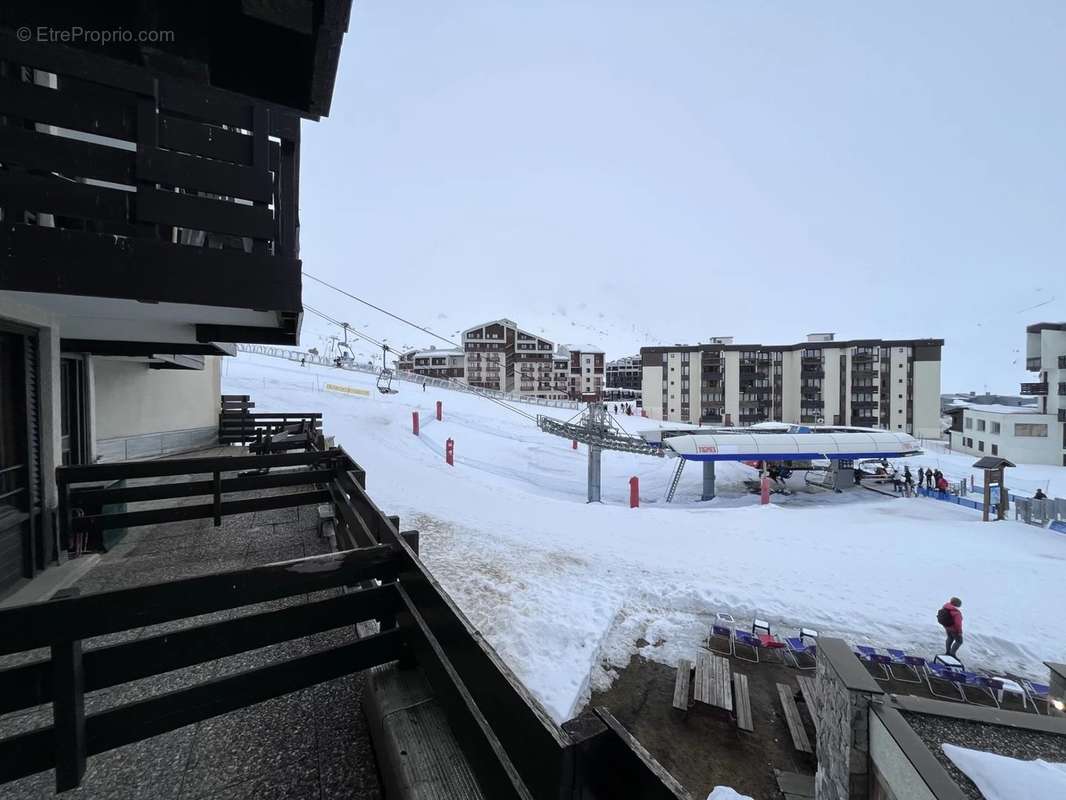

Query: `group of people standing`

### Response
(882, 464, 950, 497)
(612, 403, 634, 416)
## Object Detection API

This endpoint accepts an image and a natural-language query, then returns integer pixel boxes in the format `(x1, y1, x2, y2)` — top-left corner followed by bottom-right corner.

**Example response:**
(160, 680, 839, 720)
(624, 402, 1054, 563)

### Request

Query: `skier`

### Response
(891, 467, 902, 494)
(917, 467, 925, 491)
(1034, 488, 1048, 500)
(926, 469, 935, 490)
(422, 380, 427, 392)
(903, 466, 914, 497)
(300, 357, 306, 368)
(936, 474, 950, 497)
(938, 597, 964, 657)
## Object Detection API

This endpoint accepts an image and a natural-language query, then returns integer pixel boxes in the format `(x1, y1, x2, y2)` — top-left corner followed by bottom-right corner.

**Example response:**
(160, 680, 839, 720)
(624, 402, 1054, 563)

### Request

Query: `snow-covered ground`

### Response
(224, 354, 1066, 722)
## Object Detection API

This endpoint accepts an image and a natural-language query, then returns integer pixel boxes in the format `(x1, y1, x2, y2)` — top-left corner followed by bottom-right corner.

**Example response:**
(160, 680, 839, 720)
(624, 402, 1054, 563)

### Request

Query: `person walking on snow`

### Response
(903, 466, 914, 497)
(939, 597, 964, 657)
(926, 469, 935, 490)
(917, 467, 925, 490)
(891, 467, 902, 494)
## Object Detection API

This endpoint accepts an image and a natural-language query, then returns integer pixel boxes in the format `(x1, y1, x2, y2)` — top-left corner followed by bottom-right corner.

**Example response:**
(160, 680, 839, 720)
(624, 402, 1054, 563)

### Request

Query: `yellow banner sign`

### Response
(325, 383, 370, 397)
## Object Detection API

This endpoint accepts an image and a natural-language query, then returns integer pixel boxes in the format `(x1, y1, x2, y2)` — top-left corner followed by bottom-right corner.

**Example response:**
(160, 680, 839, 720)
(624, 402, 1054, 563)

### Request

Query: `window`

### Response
(976, 420, 986, 432)
(991, 422, 1001, 434)
(991, 444, 998, 455)
(1014, 423, 1048, 437)
(965, 418, 973, 429)
(978, 440, 985, 452)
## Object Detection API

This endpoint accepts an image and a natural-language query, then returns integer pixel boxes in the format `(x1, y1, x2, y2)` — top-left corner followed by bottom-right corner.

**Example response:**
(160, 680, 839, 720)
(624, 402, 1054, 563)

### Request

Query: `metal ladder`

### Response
(665, 458, 687, 503)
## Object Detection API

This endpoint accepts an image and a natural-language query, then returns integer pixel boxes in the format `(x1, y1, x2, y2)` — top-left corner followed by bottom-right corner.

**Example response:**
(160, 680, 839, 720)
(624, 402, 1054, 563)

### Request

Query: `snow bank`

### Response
(224, 354, 1066, 721)
(706, 788, 753, 800)
(943, 743, 1066, 799)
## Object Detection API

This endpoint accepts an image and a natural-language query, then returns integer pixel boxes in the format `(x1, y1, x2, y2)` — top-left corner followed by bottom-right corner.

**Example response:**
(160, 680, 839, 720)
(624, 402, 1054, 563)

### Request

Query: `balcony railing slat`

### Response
(0, 126, 135, 186)
(159, 114, 254, 164)
(0, 77, 135, 141)
(135, 187, 275, 240)
(137, 146, 274, 203)
(0, 171, 131, 226)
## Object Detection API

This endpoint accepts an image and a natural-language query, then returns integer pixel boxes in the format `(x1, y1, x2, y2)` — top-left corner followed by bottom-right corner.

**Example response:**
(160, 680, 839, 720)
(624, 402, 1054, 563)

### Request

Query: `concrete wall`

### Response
(868, 713, 936, 800)
(912, 359, 942, 439)
(824, 347, 842, 426)
(642, 365, 663, 419)
(724, 351, 740, 425)
(781, 351, 802, 423)
(954, 409, 1060, 465)
(888, 346, 909, 432)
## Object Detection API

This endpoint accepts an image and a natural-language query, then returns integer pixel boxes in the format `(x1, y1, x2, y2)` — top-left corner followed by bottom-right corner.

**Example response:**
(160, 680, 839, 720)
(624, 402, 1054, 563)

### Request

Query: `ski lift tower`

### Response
(537, 403, 663, 503)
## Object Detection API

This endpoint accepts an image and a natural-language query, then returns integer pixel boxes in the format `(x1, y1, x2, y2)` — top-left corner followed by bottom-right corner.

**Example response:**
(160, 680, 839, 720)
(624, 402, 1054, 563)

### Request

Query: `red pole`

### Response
(412, 411, 419, 436)
(572, 439, 578, 450)
(446, 438, 454, 466)
(629, 476, 639, 508)
(436, 400, 442, 421)
(760, 476, 770, 505)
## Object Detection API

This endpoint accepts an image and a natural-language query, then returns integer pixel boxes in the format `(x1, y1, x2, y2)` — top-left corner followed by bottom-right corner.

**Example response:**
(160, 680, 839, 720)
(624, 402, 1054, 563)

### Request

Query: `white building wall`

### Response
(665, 352, 682, 421)
(953, 409, 1060, 465)
(93, 357, 221, 459)
(823, 347, 842, 426)
(724, 351, 740, 425)
(642, 365, 663, 419)
(1041, 329, 1066, 417)
(912, 359, 943, 439)
(688, 357, 702, 422)
(781, 351, 801, 424)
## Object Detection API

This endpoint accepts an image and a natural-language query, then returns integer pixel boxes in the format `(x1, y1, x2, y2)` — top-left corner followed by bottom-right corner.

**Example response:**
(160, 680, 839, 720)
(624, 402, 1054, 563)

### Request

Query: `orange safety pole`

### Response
(445, 438, 454, 466)
(572, 439, 578, 450)
(412, 411, 419, 436)
(760, 476, 770, 505)
(436, 400, 442, 421)
(629, 476, 639, 508)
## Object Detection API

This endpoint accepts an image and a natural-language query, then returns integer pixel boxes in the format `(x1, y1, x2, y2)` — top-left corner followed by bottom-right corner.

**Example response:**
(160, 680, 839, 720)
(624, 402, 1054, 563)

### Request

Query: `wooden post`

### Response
(982, 469, 991, 522)
(629, 476, 639, 508)
(998, 467, 1008, 520)
(52, 640, 86, 792)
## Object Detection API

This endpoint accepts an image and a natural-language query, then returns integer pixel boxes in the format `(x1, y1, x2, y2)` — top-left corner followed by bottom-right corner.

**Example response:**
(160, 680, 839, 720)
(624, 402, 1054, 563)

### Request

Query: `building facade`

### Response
(949, 322, 1066, 465)
(463, 319, 566, 399)
(0, 7, 349, 595)
(396, 348, 466, 380)
(559, 346, 606, 401)
(606, 355, 642, 391)
(641, 333, 943, 436)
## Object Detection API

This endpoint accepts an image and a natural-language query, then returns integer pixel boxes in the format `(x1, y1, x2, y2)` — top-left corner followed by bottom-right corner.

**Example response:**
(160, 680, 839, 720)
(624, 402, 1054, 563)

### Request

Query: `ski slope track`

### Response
(225, 353, 1066, 723)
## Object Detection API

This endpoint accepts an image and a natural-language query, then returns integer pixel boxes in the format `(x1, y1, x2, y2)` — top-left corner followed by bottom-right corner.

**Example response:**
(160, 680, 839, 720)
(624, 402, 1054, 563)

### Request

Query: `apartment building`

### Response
(606, 355, 642, 391)
(559, 346, 606, 401)
(641, 333, 943, 436)
(396, 348, 466, 380)
(949, 322, 1066, 465)
(463, 319, 566, 399)
(0, 8, 349, 594)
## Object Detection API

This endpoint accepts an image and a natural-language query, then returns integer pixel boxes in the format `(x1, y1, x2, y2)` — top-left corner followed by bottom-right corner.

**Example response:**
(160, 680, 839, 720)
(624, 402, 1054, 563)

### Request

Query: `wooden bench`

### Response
(672, 658, 692, 712)
(732, 672, 753, 732)
(777, 683, 812, 753)
(694, 649, 733, 712)
(795, 675, 820, 735)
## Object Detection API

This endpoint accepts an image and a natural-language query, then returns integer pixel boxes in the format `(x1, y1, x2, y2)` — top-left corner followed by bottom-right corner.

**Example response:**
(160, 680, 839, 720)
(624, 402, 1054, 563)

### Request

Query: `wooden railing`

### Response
(218, 394, 322, 446)
(1, 397, 688, 800)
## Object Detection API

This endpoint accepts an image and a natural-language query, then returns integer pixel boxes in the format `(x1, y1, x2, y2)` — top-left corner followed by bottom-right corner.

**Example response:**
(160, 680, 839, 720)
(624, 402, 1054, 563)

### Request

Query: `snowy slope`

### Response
(224, 353, 1066, 722)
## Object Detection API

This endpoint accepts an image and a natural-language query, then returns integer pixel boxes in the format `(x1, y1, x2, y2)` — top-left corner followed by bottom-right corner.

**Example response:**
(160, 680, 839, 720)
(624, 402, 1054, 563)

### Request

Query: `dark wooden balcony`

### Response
(0, 33, 303, 345)
(1020, 382, 1048, 396)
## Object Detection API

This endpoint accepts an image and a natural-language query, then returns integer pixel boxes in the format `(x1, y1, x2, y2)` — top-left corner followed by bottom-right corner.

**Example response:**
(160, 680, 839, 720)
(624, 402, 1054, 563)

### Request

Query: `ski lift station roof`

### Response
(648, 426, 923, 462)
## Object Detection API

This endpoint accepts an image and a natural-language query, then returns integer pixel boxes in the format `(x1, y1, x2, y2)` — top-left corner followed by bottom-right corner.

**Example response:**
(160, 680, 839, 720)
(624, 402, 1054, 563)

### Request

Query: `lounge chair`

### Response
(926, 662, 966, 701)
(885, 648, 924, 683)
(785, 637, 816, 670)
(733, 629, 760, 663)
(854, 645, 892, 680)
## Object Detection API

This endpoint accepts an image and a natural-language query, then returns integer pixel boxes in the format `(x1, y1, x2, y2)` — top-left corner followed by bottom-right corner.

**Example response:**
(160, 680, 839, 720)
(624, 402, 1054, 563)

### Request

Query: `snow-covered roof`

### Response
(958, 403, 1047, 415)
(560, 343, 605, 354)
(401, 348, 464, 360)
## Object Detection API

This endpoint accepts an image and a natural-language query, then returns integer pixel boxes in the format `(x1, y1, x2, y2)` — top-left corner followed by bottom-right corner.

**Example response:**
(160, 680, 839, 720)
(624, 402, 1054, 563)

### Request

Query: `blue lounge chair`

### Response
(926, 662, 966, 701)
(785, 637, 816, 670)
(733, 630, 760, 663)
(854, 645, 892, 680)
(709, 623, 734, 656)
(885, 648, 924, 684)
(1022, 679, 1051, 714)
(960, 672, 1000, 707)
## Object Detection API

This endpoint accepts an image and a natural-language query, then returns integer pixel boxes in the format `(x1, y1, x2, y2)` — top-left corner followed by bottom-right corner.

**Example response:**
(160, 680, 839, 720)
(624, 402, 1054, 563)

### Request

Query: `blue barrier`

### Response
(1050, 521, 1066, 535)
(916, 487, 985, 513)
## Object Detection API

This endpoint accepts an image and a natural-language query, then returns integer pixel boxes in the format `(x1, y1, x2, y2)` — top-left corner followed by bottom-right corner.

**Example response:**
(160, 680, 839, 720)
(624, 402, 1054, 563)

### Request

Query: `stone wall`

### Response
(814, 639, 884, 800)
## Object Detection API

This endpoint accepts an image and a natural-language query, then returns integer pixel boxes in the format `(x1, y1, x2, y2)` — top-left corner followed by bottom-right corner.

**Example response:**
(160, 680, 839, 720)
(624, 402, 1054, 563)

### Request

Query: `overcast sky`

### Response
(297, 1, 1065, 394)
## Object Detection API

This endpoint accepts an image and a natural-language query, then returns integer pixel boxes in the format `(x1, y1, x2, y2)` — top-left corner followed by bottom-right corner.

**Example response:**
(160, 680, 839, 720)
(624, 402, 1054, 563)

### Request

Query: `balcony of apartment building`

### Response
(800, 364, 825, 379)
(1021, 382, 1049, 396)
(1027, 356, 1043, 371)
(0, 33, 311, 351)
(851, 366, 879, 379)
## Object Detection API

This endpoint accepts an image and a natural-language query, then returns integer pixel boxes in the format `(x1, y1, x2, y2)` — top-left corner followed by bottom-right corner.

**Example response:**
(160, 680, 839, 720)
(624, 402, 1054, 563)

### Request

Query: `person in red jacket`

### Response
(941, 597, 963, 656)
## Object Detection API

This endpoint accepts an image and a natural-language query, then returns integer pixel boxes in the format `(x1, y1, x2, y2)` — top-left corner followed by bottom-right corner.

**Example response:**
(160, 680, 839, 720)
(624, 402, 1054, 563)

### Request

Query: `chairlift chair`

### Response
(376, 368, 398, 394)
